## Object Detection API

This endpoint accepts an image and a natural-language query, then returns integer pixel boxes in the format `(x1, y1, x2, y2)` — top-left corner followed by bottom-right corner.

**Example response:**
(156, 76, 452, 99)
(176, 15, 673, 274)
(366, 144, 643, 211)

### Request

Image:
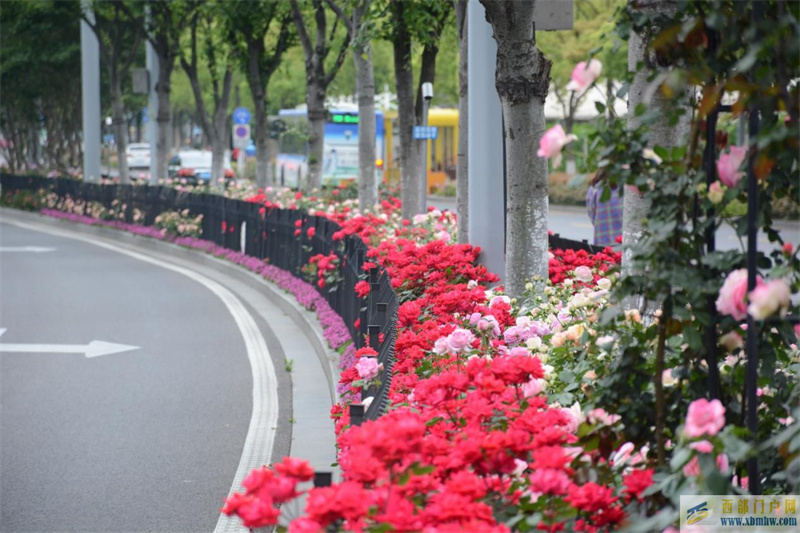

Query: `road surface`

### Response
(0, 219, 285, 532)
(427, 196, 799, 253)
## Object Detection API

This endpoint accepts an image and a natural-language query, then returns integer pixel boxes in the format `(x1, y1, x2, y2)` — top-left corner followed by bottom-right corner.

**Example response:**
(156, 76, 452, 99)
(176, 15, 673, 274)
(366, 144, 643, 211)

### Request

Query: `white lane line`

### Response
(2, 217, 276, 533)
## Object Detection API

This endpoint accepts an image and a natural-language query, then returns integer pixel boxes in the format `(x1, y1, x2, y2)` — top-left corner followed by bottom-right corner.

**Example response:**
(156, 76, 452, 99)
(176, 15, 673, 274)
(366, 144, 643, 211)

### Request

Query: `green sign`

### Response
(330, 114, 358, 124)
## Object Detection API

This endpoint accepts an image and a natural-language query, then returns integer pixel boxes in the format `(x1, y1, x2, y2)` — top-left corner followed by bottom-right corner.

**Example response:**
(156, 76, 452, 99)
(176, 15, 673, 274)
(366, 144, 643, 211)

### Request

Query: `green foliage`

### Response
(560, 0, 800, 513)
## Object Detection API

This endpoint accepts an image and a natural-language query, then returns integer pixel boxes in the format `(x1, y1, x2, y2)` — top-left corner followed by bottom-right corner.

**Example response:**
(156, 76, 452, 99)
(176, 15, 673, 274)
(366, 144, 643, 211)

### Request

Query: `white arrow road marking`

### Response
(0, 340, 139, 358)
(0, 246, 56, 252)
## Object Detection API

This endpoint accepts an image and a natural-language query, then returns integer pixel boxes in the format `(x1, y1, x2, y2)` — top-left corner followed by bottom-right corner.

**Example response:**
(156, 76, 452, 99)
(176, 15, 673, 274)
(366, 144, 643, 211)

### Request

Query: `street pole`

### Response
(467, 0, 505, 282)
(80, 1, 101, 183)
(146, 7, 159, 185)
(420, 82, 433, 213)
(235, 87, 245, 182)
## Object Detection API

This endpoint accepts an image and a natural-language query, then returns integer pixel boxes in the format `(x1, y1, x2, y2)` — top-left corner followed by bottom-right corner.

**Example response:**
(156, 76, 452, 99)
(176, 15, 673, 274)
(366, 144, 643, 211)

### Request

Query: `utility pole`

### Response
(235, 86, 245, 181)
(80, 0, 101, 182)
(420, 82, 433, 213)
(146, 7, 159, 184)
(467, 0, 505, 281)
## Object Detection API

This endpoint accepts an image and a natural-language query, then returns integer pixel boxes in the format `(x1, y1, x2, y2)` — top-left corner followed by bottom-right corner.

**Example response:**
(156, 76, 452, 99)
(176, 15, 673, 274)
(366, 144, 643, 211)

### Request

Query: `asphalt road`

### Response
(427, 196, 800, 253)
(0, 221, 265, 532)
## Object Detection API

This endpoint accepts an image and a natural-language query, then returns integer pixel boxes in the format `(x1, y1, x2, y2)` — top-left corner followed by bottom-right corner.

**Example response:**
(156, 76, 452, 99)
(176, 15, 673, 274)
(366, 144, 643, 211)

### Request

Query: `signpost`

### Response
(233, 107, 251, 125)
(233, 108, 251, 180)
(233, 124, 251, 149)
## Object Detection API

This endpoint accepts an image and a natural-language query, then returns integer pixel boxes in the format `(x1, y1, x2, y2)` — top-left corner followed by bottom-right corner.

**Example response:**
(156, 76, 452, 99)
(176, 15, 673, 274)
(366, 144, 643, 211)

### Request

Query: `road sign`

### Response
(233, 107, 251, 125)
(413, 126, 438, 140)
(233, 124, 251, 149)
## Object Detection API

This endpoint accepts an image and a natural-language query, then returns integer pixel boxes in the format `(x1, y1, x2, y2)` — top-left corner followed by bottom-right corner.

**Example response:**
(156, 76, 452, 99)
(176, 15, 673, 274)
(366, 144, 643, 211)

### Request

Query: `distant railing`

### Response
(0, 174, 396, 420)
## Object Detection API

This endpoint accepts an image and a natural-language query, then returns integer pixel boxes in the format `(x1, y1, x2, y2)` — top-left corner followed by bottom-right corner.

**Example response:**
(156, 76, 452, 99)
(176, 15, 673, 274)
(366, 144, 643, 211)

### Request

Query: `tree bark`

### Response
(291, 0, 350, 193)
(393, 4, 422, 220)
(306, 87, 327, 192)
(456, 0, 468, 243)
(110, 70, 130, 184)
(481, 0, 552, 298)
(154, 57, 172, 184)
(254, 96, 271, 188)
(622, 0, 691, 274)
(355, 44, 377, 211)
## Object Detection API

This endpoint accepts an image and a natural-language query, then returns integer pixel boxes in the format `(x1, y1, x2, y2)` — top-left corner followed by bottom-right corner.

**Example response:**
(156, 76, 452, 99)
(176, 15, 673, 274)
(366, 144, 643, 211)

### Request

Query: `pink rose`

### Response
(560, 404, 582, 434)
(717, 453, 729, 472)
(566, 59, 603, 92)
(748, 278, 791, 320)
(685, 398, 726, 438)
(355, 356, 380, 381)
(537, 124, 577, 168)
(433, 337, 450, 355)
(717, 146, 747, 187)
(708, 181, 725, 204)
(611, 442, 635, 467)
(682, 455, 701, 477)
(716, 269, 762, 321)
(508, 346, 531, 357)
(689, 440, 714, 454)
(586, 408, 621, 426)
(522, 378, 546, 398)
(573, 265, 593, 282)
(447, 328, 475, 352)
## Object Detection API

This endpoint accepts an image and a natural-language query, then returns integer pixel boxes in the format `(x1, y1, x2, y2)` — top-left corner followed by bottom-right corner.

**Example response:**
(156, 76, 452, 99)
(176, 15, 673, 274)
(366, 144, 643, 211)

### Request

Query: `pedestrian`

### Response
(585, 169, 622, 246)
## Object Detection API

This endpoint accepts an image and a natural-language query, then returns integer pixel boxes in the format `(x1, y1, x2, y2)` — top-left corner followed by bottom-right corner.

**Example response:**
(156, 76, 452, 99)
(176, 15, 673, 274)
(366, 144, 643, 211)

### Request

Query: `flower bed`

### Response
(214, 189, 672, 533)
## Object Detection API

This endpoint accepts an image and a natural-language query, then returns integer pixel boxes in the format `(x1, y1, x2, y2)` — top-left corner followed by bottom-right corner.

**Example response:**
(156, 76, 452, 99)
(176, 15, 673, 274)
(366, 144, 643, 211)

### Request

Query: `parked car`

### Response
(126, 143, 150, 172)
(173, 150, 235, 185)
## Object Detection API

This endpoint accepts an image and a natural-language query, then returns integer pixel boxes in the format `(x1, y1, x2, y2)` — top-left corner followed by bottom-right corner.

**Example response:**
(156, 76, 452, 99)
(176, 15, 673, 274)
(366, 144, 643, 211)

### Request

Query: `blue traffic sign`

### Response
(413, 126, 438, 140)
(141, 107, 149, 124)
(233, 107, 251, 125)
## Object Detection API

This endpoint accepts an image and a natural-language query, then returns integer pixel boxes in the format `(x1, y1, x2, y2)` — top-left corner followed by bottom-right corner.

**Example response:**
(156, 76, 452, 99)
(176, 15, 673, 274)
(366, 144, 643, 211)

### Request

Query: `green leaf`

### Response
(670, 447, 691, 470)
(595, 101, 606, 114)
(653, 145, 670, 160)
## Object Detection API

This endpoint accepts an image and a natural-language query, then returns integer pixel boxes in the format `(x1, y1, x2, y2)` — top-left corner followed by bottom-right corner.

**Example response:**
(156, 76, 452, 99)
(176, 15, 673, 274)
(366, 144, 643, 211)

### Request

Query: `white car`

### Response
(174, 150, 234, 185)
(126, 143, 150, 171)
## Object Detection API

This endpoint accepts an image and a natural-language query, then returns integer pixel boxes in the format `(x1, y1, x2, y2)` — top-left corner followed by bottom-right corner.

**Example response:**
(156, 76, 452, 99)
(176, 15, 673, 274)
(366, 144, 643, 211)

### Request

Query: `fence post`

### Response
(349, 404, 365, 427)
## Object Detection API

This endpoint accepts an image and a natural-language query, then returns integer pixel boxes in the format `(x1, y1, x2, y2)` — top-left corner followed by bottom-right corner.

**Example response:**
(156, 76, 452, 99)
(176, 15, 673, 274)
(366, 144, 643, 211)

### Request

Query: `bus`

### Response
(276, 108, 385, 188)
(382, 108, 459, 194)
(275, 107, 459, 194)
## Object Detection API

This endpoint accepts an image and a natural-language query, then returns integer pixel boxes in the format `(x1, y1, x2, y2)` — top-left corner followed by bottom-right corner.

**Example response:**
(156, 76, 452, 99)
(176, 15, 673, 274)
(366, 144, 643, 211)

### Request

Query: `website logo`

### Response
(687, 501, 710, 525)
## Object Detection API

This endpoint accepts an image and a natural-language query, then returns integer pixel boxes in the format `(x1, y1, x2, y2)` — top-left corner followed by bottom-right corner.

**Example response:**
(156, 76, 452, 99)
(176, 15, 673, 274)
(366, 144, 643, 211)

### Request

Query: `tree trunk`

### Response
(456, 0, 468, 243)
(394, 14, 422, 220)
(153, 58, 172, 184)
(305, 87, 326, 192)
(481, 0, 552, 298)
(254, 96, 271, 188)
(622, 0, 691, 273)
(110, 69, 130, 185)
(355, 45, 377, 211)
